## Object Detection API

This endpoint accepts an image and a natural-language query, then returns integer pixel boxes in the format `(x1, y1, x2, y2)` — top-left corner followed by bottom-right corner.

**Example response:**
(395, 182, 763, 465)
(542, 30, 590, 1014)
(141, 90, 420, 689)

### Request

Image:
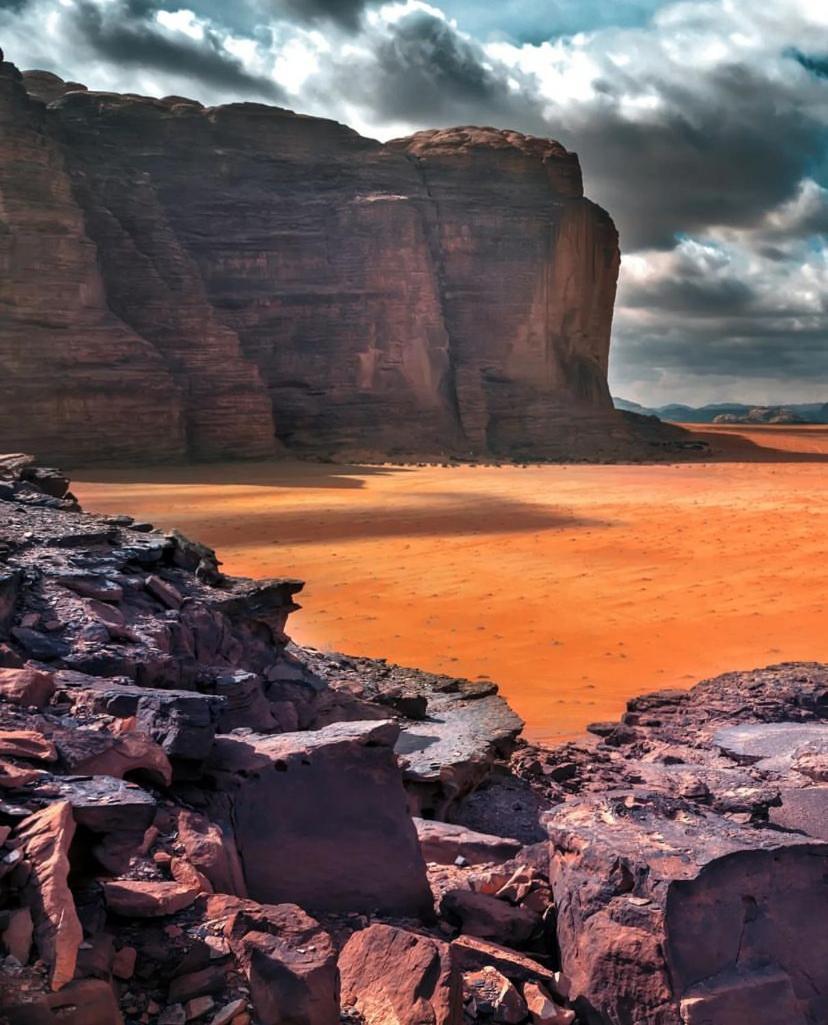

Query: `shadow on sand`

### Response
(70, 461, 415, 490)
(180, 492, 612, 548)
(678, 425, 828, 463)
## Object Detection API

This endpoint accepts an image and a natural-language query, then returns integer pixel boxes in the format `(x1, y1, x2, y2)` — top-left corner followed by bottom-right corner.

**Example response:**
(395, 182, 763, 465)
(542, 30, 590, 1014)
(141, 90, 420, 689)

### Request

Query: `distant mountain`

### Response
(613, 398, 828, 424)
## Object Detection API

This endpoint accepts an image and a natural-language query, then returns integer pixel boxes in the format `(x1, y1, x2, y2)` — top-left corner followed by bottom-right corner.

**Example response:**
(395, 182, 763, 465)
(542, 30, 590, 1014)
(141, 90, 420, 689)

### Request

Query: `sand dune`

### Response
(73, 426, 828, 743)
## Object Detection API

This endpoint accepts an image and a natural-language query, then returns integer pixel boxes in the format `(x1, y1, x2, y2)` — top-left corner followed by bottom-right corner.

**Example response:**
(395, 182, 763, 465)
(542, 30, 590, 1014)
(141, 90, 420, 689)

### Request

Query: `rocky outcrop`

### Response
(0, 59, 666, 464)
(4, 456, 828, 1025)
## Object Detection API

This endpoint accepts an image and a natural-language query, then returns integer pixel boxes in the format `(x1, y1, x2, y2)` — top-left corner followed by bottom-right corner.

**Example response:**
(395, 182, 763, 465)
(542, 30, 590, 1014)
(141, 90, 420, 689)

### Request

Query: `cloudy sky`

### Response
(2, 0, 827, 406)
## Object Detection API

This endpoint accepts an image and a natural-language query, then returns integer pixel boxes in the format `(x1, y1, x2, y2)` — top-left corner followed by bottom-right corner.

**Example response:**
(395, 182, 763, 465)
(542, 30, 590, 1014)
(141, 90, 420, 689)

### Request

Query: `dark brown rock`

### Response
(205, 720, 433, 916)
(547, 793, 828, 1025)
(0, 59, 659, 465)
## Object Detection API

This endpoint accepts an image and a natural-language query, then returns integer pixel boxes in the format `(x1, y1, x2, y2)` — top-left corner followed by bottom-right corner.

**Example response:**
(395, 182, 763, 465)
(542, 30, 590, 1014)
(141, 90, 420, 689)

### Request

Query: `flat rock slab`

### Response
(414, 818, 522, 865)
(397, 694, 523, 817)
(769, 786, 828, 840)
(26, 774, 156, 834)
(714, 722, 828, 771)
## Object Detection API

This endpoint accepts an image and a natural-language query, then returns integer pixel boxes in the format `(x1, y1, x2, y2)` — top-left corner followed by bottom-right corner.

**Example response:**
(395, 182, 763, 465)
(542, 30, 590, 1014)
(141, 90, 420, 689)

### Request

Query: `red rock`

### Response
(548, 793, 828, 1023)
(440, 890, 539, 947)
(176, 809, 247, 897)
(170, 855, 212, 894)
(205, 895, 338, 1025)
(74, 932, 115, 981)
(0, 729, 57, 762)
(168, 965, 229, 1003)
(47, 979, 124, 1025)
(0, 758, 41, 788)
(339, 923, 461, 1025)
(208, 1000, 246, 1025)
(102, 878, 200, 918)
(463, 966, 527, 1024)
(414, 818, 523, 866)
(0, 666, 55, 707)
(185, 996, 215, 1020)
(112, 945, 137, 980)
(2, 906, 33, 963)
(15, 801, 83, 990)
(68, 731, 172, 787)
(522, 981, 574, 1025)
(449, 935, 561, 990)
(0, 59, 640, 465)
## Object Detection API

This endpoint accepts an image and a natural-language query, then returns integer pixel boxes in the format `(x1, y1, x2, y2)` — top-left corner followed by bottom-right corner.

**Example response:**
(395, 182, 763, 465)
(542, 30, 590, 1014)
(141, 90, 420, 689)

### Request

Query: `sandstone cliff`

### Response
(0, 61, 643, 464)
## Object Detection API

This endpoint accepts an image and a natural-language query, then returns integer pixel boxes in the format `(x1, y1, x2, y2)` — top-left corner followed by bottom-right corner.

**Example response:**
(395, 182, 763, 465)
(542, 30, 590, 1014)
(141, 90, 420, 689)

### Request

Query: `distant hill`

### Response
(613, 398, 828, 424)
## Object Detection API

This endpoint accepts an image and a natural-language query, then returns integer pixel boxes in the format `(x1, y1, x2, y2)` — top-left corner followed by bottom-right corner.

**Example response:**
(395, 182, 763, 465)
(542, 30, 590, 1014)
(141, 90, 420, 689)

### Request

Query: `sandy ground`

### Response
(72, 425, 828, 744)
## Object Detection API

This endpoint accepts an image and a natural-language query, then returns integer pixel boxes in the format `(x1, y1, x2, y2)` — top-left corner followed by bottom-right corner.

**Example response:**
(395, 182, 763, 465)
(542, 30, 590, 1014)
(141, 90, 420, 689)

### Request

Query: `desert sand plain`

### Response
(73, 424, 828, 744)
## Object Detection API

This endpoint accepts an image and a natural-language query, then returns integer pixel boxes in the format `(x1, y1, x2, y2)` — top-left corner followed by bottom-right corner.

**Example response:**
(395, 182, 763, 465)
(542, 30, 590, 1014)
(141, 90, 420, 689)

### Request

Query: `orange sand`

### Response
(72, 426, 828, 744)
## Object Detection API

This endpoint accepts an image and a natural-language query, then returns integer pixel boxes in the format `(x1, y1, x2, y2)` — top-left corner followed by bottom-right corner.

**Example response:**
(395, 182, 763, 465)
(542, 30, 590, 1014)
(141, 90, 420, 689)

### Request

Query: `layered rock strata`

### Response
(0, 59, 670, 464)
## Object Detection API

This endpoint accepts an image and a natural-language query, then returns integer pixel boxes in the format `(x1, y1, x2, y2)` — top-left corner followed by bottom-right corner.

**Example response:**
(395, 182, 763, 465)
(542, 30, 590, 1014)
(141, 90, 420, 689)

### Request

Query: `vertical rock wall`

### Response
(0, 61, 626, 464)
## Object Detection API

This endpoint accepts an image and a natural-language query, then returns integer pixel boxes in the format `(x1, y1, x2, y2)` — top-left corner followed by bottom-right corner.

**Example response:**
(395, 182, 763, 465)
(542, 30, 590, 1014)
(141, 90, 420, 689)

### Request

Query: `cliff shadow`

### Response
(70, 460, 417, 490)
(193, 491, 612, 547)
(676, 425, 828, 463)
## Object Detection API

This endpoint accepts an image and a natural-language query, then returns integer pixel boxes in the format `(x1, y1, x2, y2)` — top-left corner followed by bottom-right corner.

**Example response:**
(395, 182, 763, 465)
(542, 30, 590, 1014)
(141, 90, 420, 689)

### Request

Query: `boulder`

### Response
(0, 730, 57, 762)
(102, 878, 200, 918)
(176, 809, 247, 897)
(397, 692, 523, 818)
(339, 922, 461, 1025)
(464, 966, 527, 1023)
(14, 801, 83, 990)
(0, 666, 55, 707)
(450, 936, 561, 990)
(523, 981, 574, 1025)
(205, 720, 432, 916)
(206, 895, 338, 1025)
(414, 818, 523, 865)
(60, 729, 172, 787)
(2, 906, 33, 963)
(547, 793, 828, 1025)
(441, 890, 539, 947)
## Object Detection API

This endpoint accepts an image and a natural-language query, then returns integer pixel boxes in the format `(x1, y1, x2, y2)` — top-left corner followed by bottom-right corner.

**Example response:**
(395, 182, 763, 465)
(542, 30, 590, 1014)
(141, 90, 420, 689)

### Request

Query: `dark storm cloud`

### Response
(300, 13, 827, 251)
(311, 10, 548, 129)
(274, 0, 368, 31)
(622, 275, 755, 315)
(793, 50, 828, 80)
(70, 0, 286, 101)
(613, 320, 828, 379)
(563, 63, 828, 250)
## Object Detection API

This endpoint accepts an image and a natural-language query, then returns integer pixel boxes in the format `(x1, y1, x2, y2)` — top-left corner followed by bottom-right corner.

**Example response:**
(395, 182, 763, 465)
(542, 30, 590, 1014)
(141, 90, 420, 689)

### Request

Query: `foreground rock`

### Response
(533, 661, 828, 1024)
(339, 923, 461, 1025)
(204, 720, 433, 916)
(3, 456, 828, 1025)
(0, 58, 699, 465)
(0, 457, 536, 1023)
